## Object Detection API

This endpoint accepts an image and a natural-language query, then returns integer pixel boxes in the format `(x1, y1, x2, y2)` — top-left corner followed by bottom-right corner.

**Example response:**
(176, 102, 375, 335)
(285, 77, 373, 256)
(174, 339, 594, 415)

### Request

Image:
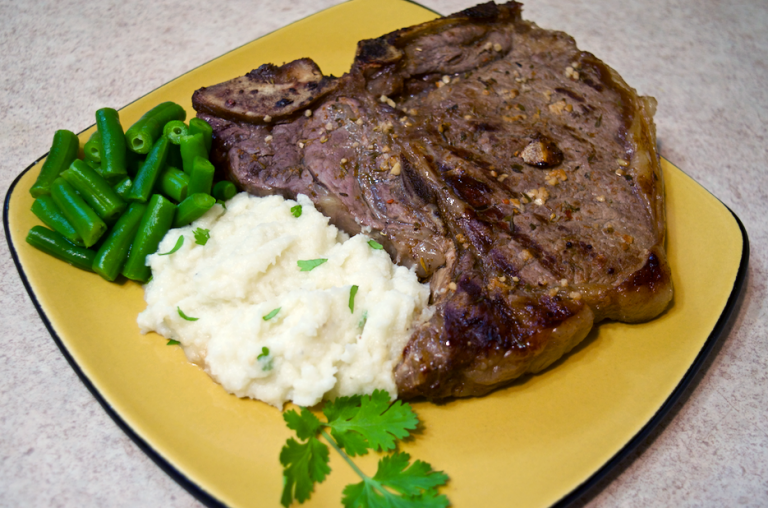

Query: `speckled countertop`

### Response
(1, 0, 765, 506)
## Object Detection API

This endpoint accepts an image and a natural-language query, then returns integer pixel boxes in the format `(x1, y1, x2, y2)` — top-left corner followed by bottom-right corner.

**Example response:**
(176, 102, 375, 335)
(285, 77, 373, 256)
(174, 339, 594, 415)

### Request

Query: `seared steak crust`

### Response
(193, 2, 672, 400)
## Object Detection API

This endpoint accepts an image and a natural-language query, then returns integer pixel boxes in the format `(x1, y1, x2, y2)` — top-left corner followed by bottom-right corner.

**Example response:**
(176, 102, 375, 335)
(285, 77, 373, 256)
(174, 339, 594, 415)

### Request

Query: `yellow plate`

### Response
(3, 0, 749, 506)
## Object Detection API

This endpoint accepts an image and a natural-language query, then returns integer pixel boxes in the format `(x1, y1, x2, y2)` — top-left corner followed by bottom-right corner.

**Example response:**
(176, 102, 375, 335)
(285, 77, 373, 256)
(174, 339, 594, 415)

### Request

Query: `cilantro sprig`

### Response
(280, 390, 449, 507)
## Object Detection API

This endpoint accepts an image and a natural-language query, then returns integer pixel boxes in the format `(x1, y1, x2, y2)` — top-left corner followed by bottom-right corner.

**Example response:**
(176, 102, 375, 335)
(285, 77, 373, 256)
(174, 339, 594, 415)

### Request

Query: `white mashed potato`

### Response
(137, 193, 431, 408)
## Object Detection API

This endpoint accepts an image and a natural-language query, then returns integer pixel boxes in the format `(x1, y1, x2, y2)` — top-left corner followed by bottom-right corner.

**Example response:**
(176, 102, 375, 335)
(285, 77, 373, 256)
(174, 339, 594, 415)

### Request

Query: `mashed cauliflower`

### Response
(137, 193, 431, 408)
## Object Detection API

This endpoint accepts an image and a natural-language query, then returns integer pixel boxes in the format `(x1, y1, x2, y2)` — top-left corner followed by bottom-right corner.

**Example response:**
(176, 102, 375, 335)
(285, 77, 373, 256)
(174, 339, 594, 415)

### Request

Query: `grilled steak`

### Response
(192, 1, 672, 400)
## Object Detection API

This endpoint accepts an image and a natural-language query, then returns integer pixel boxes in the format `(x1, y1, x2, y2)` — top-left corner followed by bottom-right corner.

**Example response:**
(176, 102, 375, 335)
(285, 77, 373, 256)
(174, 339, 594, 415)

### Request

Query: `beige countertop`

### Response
(1, 0, 765, 506)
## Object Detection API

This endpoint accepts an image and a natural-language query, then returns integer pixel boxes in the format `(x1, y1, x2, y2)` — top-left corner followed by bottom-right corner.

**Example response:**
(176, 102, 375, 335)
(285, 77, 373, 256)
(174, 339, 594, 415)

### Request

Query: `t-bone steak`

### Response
(192, 1, 673, 400)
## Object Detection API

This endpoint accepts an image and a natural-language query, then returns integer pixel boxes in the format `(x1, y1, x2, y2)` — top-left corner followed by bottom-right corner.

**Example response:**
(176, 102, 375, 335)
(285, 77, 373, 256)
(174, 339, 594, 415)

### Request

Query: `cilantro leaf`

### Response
(297, 258, 327, 271)
(284, 408, 323, 440)
(367, 240, 384, 250)
(263, 307, 281, 321)
(323, 395, 363, 423)
(322, 395, 367, 457)
(373, 452, 448, 497)
(166, 339, 180, 346)
(339, 481, 371, 508)
(280, 437, 331, 507)
(158, 236, 184, 255)
(325, 390, 417, 455)
(193, 228, 210, 245)
(177, 306, 198, 321)
(349, 285, 359, 313)
(291, 204, 303, 217)
(341, 452, 449, 508)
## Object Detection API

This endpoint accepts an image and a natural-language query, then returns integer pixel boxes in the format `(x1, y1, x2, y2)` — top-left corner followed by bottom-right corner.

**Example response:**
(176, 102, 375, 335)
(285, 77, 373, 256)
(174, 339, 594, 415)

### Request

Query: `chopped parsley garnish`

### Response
(358, 310, 368, 329)
(166, 339, 180, 346)
(291, 204, 303, 218)
(297, 258, 328, 271)
(258, 347, 273, 371)
(158, 235, 184, 256)
(367, 240, 384, 250)
(263, 307, 281, 321)
(194, 228, 210, 245)
(177, 307, 199, 321)
(280, 390, 448, 507)
(349, 285, 359, 313)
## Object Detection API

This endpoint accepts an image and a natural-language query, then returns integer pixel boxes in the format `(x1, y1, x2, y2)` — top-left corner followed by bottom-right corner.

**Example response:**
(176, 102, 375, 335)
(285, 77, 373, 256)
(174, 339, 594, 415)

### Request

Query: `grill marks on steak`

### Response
(193, 1, 672, 399)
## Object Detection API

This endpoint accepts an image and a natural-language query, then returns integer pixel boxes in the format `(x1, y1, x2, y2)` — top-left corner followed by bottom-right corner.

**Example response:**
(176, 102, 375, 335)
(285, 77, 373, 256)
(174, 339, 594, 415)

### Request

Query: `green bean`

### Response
(188, 156, 215, 196)
(92, 164, 125, 186)
(179, 133, 207, 175)
(212, 181, 237, 202)
(125, 102, 186, 154)
(166, 143, 183, 170)
(92, 202, 147, 281)
(188, 118, 213, 153)
(31, 195, 85, 247)
(50, 177, 107, 248)
(121, 194, 175, 282)
(30, 130, 80, 198)
(155, 166, 189, 202)
(96, 108, 128, 180)
(61, 159, 127, 222)
(163, 120, 188, 145)
(26, 226, 96, 271)
(126, 150, 145, 177)
(126, 136, 170, 203)
(84, 130, 102, 163)
(113, 177, 133, 199)
(173, 193, 215, 228)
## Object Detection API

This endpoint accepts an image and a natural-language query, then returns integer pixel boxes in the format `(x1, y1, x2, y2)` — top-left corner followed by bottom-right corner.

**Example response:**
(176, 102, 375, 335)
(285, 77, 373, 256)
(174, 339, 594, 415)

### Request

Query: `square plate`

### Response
(3, 0, 749, 506)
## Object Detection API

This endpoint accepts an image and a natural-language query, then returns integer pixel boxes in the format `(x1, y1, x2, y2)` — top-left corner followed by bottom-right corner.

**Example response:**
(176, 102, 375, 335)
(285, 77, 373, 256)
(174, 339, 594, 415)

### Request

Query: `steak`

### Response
(192, 1, 673, 400)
